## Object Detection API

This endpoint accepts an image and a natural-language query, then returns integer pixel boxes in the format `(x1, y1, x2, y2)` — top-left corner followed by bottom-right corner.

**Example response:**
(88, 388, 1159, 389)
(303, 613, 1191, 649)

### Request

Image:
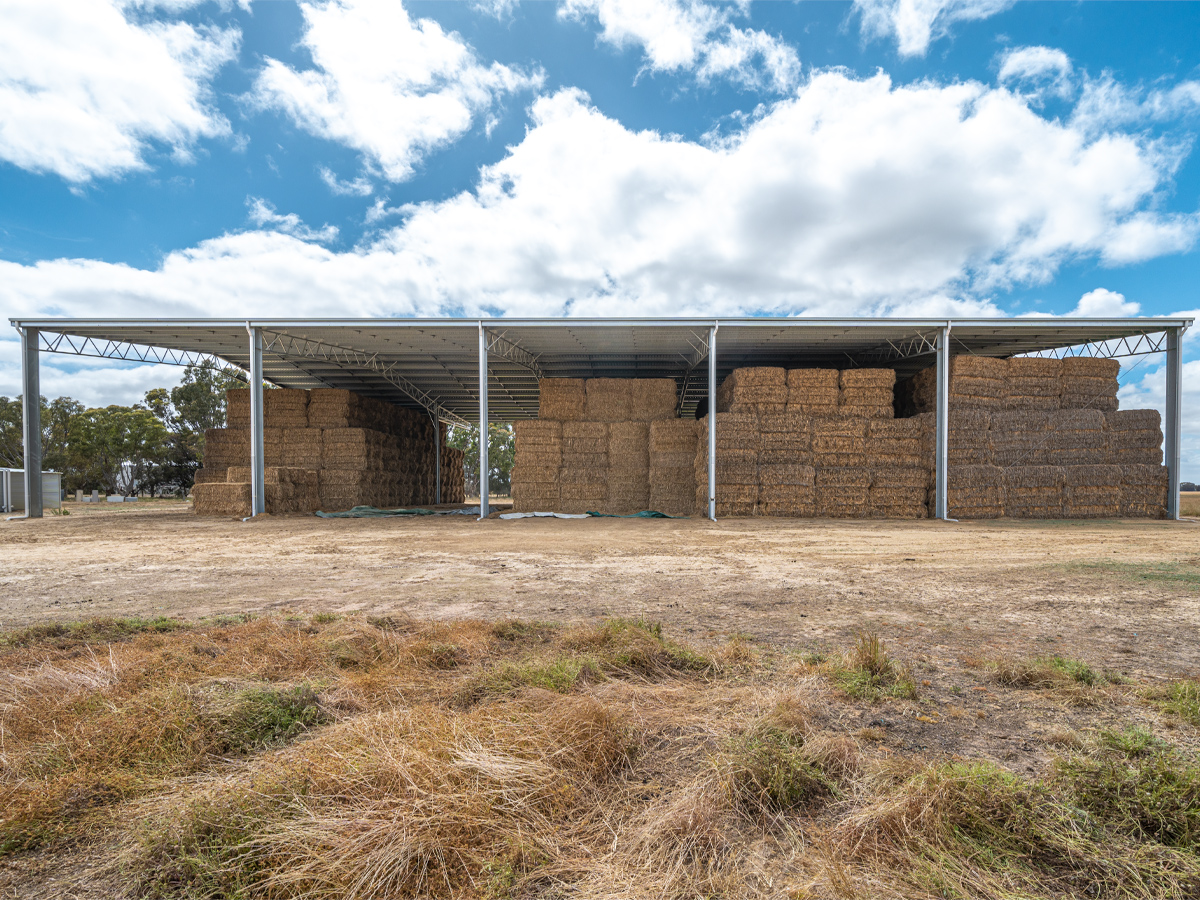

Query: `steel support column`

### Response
(20, 327, 42, 518)
(248, 326, 265, 517)
(434, 411, 442, 505)
(1165, 326, 1184, 520)
(478, 324, 489, 520)
(708, 324, 717, 521)
(934, 324, 951, 520)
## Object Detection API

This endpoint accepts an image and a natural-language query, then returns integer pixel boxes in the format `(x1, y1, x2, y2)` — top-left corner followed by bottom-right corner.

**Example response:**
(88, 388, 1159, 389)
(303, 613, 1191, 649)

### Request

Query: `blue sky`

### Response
(0, 0, 1198, 475)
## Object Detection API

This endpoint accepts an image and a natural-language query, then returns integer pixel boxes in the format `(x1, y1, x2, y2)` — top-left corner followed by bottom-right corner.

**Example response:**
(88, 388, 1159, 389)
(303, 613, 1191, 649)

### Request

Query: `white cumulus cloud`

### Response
(998, 45, 1074, 100)
(0, 0, 239, 183)
(250, 0, 543, 182)
(1069, 288, 1140, 318)
(246, 197, 339, 244)
(854, 0, 1013, 57)
(559, 0, 800, 92)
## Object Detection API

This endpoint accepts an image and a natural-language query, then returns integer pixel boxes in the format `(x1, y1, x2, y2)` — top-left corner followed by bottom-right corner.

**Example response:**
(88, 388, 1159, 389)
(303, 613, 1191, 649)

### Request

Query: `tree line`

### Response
(0, 366, 241, 496)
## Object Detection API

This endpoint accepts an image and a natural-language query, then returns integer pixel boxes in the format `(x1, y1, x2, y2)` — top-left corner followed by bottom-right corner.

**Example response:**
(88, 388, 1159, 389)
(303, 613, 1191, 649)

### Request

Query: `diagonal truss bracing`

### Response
(259, 330, 472, 427)
(484, 329, 544, 379)
(1013, 331, 1173, 360)
(37, 331, 243, 374)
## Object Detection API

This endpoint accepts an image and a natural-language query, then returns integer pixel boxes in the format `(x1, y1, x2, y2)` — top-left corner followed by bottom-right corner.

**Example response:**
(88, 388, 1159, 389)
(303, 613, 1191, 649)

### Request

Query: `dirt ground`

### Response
(3, 500, 1198, 681)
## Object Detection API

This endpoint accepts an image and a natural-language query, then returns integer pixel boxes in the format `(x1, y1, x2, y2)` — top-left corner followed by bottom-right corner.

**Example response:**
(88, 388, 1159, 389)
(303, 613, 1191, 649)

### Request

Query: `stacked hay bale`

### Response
(1063, 465, 1122, 518)
(758, 411, 814, 516)
(511, 420, 562, 511)
(868, 418, 928, 517)
(1106, 410, 1162, 465)
(560, 421, 608, 513)
(607, 421, 650, 513)
(1002, 466, 1065, 518)
(696, 412, 759, 516)
(990, 411, 1052, 467)
(1119, 464, 1168, 518)
(717, 367, 787, 414)
(787, 369, 839, 416)
(1006, 358, 1061, 410)
(585, 378, 631, 422)
(1047, 409, 1108, 465)
(839, 369, 895, 419)
(815, 467, 871, 518)
(1060, 358, 1119, 411)
(811, 415, 870, 516)
(538, 378, 585, 420)
(629, 379, 679, 420)
(192, 466, 319, 517)
(649, 419, 697, 517)
(440, 447, 466, 504)
(911, 356, 1008, 412)
(945, 466, 1004, 519)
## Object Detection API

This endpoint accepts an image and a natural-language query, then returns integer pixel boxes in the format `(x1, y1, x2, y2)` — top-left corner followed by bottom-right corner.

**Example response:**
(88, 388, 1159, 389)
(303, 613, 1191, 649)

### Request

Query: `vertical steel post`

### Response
(1165, 326, 1184, 520)
(248, 326, 265, 517)
(20, 327, 42, 518)
(478, 324, 489, 520)
(708, 323, 718, 521)
(934, 324, 951, 520)
(434, 411, 442, 505)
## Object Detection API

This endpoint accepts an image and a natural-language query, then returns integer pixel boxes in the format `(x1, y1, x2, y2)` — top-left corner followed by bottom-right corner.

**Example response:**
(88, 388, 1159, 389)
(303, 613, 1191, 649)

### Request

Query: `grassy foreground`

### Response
(2, 614, 1200, 899)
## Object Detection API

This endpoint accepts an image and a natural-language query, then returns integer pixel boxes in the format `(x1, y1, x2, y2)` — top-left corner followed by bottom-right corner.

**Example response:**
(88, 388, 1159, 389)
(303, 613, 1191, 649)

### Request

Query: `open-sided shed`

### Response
(8, 316, 1191, 519)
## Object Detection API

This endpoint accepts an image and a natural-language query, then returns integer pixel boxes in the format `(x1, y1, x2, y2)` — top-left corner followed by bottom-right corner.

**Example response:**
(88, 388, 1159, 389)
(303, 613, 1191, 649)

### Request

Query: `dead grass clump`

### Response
(0, 615, 193, 650)
(564, 617, 714, 677)
(1145, 678, 1200, 726)
(131, 692, 633, 899)
(833, 758, 1200, 899)
(825, 632, 917, 702)
(986, 653, 1121, 706)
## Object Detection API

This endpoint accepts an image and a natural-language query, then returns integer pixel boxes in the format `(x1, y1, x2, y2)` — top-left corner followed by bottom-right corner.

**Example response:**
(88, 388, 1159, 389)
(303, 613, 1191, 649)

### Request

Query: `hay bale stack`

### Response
(695, 413, 759, 516)
(839, 369, 895, 419)
(629, 379, 678, 421)
(510, 466, 559, 512)
(1060, 358, 1119, 411)
(1063, 465, 1122, 518)
(758, 411, 812, 465)
(584, 379, 631, 423)
(1106, 409, 1163, 465)
(440, 447, 465, 504)
(946, 465, 1003, 519)
(1047, 409, 1107, 465)
(279, 427, 323, 469)
(1006, 358, 1061, 410)
(911, 357, 1008, 412)
(264, 389, 309, 428)
(228, 466, 319, 515)
(870, 466, 928, 518)
(192, 482, 252, 517)
(812, 416, 868, 468)
(193, 467, 227, 485)
(1003, 466, 1065, 518)
(607, 421, 650, 513)
(815, 467, 870, 518)
(560, 421, 607, 513)
(717, 367, 787, 414)
(947, 410, 992, 465)
(1119, 464, 1168, 518)
(306, 389, 362, 429)
(226, 388, 250, 428)
(649, 419, 697, 516)
(867, 417, 925, 469)
(537, 379, 585, 421)
(759, 464, 815, 517)
(321, 428, 388, 469)
(989, 410, 1053, 467)
(513, 420, 563, 469)
(786, 369, 839, 416)
(202, 428, 249, 470)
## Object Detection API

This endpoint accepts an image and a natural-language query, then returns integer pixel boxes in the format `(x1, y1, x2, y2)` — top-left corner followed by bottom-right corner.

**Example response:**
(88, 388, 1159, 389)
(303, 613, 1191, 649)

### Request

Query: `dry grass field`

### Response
(2, 503, 1199, 898)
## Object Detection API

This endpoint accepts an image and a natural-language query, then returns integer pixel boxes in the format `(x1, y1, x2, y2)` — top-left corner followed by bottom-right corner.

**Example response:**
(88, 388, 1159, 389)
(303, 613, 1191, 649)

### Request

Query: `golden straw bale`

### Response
(225, 388, 250, 428)
(560, 455, 608, 475)
(192, 467, 227, 485)
(650, 419, 697, 451)
(584, 379, 632, 422)
(650, 450, 694, 468)
(1118, 464, 1168, 518)
(718, 367, 787, 412)
(1063, 465, 1122, 518)
(513, 420, 563, 446)
(511, 465, 559, 485)
(563, 421, 608, 440)
(1061, 357, 1120, 378)
(696, 413, 760, 451)
(759, 447, 814, 465)
(788, 368, 841, 414)
(192, 482, 251, 517)
(946, 465, 1004, 518)
(1002, 465, 1065, 518)
(629, 379, 679, 421)
(538, 379, 586, 421)
(759, 481, 816, 517)
(759, 463, 815, 487)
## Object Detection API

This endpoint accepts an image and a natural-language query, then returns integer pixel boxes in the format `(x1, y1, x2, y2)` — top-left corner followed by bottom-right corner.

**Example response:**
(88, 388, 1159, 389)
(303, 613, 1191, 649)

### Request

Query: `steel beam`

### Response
(484, 329, 544, 379)
(934, 325, 951, 520)
(708, 324, 717, 521)
(434, 411, 442, 505)
(248, 327, 265, 517)
(1165, 327, 1184, 520)
(21, 327, 42, 518)
(478, 324, 489, 520)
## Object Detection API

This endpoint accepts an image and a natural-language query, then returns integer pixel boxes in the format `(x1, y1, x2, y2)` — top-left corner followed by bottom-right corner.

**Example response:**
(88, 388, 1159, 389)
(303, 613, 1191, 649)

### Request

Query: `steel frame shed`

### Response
(9, 316, 1192, 521)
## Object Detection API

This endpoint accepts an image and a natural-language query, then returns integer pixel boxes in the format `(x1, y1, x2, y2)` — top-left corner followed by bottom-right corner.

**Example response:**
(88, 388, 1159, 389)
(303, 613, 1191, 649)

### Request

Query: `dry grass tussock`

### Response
(3, 617, 1200, 899)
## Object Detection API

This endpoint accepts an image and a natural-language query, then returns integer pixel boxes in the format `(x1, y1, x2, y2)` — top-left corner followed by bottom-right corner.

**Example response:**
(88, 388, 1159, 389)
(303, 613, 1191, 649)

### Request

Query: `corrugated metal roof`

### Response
(10, 317, 1191, 423)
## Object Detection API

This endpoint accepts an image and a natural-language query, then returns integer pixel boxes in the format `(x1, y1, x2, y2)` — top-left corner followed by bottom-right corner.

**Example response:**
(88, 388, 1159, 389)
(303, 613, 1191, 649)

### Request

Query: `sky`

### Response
(0, 0, 1197, 478)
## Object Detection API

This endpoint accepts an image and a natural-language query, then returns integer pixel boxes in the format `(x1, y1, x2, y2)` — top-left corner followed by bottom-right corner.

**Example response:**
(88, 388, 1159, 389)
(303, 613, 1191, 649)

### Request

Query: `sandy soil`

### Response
(3, 501, 1198, 681)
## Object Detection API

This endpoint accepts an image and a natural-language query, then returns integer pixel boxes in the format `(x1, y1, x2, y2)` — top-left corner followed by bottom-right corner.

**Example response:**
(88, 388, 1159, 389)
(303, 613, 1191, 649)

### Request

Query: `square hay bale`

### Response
(650, 464, 696, 486)
(514, 445, 563, 468)
(264, 389, 309, 424)
(759, 447, 815, 465)
(1044, 409, 1107, 465)
(1060, 359, 1119, 411)
(584, 378, 632, 422)
(1002, 465, 1065, 518)
(629, 379, 679, 421)
(815, 467, 870, 518)
(513, 420, 563, 446)
(871, 466, 927, 489)
(787, 368, 840, 414)
(840, 368, 897, 390)
(1105, 409, 1162, 464)
(192, 482, 252, 517)
(989, 410, 1053, 467)
(608, 421, 650, 468)
(1061, 357, 1120, 379)
(697, 412, 760, 451)
(758, 482, 816, 517)
(650, 449, 695, 468)
(759, 463, 815, 487)
(1006, 357, 1062, 409)
(226, 389, 250, 428)
(538, 379, 586, 421)
(1063, 465, 1122, 518)
(868, 485, 928, 518)
(1118, 464, 1168, 518)
(839, 371, 895, 419)
(946, 465, 1004, 519)
(718, 367, 787, 412)
(812, 417, 868, 467)
(648, 484, 695, 517)
(306, 388, 358, 429)
(563, 421, 608, 440)
(650, 419, 697, 451)
(512, 465, 559, 485)
(559, 464, 607, 485)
